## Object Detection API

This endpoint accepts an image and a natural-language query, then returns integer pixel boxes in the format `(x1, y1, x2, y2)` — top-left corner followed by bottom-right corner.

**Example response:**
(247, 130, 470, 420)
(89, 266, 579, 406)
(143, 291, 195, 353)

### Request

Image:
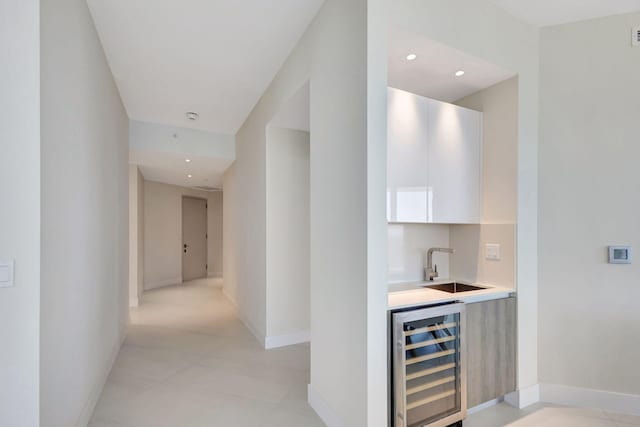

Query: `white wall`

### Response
(143, 180, 223, 289)
(208, 191, 224, 277)
(266, 127, 310, 342)
(450, 224, 516, 289)
(392, 0, 540, 396)
(0, 2, 41, 425)
(223, 0, 388, 424)
(539, 13, 640, 398)
(40, 0, 129, 425)
(456, 77, 519, 224)
(222, 164, 238, 304)
(129, 165, 145, 306)
(451, 77, 519, 291)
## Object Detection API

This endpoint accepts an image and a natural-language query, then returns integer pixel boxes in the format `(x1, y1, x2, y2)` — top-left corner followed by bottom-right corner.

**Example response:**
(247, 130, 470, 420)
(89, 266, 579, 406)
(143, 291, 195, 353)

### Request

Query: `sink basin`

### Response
(424, 282, 486, 293)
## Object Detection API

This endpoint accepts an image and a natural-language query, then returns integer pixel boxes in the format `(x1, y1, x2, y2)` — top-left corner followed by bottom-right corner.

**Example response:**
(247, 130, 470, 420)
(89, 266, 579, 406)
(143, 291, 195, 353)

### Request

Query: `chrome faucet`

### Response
(425, 247, 455, 281)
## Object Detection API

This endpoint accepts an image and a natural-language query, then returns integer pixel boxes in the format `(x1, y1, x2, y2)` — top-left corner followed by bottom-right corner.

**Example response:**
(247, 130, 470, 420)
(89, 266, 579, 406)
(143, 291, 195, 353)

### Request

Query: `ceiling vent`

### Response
(193, 186, 222, 192)
(633, 26, 640, 46)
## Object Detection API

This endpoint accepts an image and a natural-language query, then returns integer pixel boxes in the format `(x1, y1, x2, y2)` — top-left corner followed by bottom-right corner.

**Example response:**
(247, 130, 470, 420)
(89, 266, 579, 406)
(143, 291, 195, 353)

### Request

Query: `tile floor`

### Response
(91, 278, 640, 427)
(466, 402, 640, 427)
(90, 278, 324, 427)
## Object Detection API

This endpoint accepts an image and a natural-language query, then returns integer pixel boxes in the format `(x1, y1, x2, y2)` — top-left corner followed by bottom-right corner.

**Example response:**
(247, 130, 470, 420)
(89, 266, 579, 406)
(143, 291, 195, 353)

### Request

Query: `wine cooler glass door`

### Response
(393, 303, 466, 427)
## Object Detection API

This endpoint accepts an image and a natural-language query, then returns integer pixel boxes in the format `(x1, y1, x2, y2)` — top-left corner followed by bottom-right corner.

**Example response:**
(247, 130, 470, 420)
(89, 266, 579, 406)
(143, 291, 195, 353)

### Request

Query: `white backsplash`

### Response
(388, 223, 450, 283)
(450, 223, 516, 289)
(388, 223, 516, 289)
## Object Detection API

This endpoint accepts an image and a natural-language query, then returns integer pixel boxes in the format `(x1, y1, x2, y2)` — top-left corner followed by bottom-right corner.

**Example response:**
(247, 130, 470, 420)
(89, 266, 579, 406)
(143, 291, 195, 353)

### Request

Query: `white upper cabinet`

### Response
(427, 98, 482, 223)
(387, 88, 483, 224)
(387, 87, 429, 223)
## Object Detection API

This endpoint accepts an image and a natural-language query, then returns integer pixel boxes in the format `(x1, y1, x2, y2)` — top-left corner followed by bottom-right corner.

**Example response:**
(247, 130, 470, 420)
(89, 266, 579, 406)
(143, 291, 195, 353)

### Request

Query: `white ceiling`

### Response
(87, 0, 324, 135)
(131, 150, 231, 189)
(490, 0, 640, 27)
(129, 120, 235, 189)
(388, 30, 516, 103)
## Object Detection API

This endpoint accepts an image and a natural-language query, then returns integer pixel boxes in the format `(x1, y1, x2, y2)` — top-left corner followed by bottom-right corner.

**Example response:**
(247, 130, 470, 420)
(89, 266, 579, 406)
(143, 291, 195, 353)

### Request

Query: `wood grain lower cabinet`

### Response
(465, 297, 516, 408)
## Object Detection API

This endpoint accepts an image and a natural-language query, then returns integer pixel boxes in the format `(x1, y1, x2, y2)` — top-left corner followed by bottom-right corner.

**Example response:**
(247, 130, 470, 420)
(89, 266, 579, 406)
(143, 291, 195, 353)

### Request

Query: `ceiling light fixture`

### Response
(186, 112, 199, 121)
(406, 53, 417, 61)
(455, 70, 465, 77)
(185, 159, 191, 163)
(187, 174, 193, 178)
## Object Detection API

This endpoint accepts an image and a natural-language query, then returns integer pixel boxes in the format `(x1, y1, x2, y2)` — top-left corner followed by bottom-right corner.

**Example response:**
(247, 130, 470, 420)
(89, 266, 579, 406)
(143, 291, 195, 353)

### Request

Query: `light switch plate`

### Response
(0, 260, 14, 288)
(485, 244, 501, 261)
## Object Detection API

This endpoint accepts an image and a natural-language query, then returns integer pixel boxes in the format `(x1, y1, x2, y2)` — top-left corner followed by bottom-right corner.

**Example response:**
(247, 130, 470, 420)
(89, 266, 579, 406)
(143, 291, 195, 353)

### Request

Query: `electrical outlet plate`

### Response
(485, 244, 501, 261)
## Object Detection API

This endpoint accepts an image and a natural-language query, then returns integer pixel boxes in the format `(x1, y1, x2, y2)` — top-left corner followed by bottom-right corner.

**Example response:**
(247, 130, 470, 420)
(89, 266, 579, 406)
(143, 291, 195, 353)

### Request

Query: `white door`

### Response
(387, 87, 430, 223)
(182, 197, 208, 281)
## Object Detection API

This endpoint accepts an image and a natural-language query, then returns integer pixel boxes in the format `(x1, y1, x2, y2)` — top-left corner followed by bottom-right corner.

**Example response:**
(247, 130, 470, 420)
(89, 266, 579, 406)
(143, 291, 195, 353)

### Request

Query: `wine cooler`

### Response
(391, 303, 466, 427)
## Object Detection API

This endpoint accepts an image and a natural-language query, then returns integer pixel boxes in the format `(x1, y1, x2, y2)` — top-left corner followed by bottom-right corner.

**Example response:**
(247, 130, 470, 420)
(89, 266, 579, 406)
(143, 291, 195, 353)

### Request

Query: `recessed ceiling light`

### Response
(185, 159, 191, 163)
(186, 112, 199, 121)
(187, 174, 193, 178)
(406, 54, 417, 61)
(455, 70, 465, 77)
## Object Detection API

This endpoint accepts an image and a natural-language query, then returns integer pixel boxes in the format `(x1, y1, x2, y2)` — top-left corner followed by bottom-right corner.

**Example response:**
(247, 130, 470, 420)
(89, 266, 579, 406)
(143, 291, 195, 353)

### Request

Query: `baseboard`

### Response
(540, 383, 640, 416)
(505, 384, 540, 409)
(220, 290, 265, 346)
(222, 288, 237, 309)
(265, 330, 310, 349)
(308, 384, 346, 427)
(74, 332, 125, 426)
(219, 290, 304, 350)
(144, 276, 182, 290)
(237, 312, 266, 348)
(468, 397, 502, 415)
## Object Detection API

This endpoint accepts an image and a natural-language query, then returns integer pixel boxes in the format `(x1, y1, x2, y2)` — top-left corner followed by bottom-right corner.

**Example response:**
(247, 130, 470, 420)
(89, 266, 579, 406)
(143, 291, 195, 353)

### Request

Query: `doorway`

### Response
(182, 196, 208, 281)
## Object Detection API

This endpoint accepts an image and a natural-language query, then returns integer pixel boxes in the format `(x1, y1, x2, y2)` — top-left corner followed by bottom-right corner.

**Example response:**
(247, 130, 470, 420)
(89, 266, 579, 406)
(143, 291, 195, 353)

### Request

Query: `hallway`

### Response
(90, 278, 323, 427)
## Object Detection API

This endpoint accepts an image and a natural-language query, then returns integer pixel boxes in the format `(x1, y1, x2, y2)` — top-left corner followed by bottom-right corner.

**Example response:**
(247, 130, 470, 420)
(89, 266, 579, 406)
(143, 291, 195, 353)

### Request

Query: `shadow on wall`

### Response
(263, 81, 311, 348)
(450, 224, 516, 289)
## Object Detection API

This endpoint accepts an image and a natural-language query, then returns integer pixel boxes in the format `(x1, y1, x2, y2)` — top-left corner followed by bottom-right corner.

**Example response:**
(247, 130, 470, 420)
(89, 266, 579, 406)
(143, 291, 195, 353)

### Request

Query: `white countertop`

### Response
(388, 278, 514, 310)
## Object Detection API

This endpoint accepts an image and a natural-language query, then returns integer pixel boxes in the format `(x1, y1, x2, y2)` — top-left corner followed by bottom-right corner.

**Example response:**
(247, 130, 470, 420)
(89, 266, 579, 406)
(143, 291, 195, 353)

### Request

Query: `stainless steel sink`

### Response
(424, 282, 486, 293)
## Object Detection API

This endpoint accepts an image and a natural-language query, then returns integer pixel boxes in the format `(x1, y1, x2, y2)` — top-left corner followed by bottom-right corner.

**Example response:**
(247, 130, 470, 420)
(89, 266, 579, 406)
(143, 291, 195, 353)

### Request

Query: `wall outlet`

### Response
(485, 244, 501, 261)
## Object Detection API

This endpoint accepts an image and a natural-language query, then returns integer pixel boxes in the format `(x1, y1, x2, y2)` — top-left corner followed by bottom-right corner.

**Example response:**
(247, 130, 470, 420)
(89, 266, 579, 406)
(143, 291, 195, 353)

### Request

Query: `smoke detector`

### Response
(186, 112, 199, 121)
(633, 26, 640, 46)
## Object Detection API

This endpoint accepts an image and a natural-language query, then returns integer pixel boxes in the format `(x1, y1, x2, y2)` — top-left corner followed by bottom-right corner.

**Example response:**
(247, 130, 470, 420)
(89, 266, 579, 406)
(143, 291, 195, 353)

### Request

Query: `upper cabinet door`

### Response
(427, 99, 483, 224)
(387, 88, 429, 223)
